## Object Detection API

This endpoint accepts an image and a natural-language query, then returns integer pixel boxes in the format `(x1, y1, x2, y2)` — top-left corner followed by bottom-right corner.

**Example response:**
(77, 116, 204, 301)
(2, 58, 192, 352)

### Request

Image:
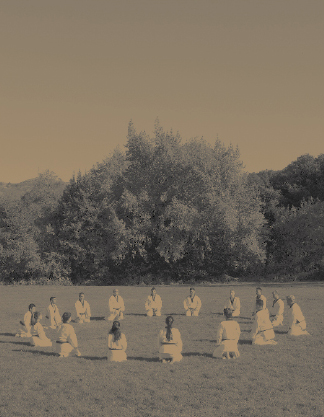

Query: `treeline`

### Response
(1, 122, 324, 284)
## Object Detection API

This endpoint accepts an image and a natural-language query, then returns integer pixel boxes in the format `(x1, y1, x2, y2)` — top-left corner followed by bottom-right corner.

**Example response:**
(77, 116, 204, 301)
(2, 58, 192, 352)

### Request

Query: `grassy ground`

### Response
(0, 283, 323, 417)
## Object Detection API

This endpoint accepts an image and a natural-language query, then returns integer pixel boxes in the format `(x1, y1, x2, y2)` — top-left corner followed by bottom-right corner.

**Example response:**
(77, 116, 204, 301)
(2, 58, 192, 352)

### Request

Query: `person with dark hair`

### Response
(30, 312, 52, 347)
(108, 289, 125, 321)
(224, 290, 241, 317)
(252, 287, 267, 316)
(56, 312, 81, 358)
(75, 292, 91, 323)
(251, 299, 277, 345)
(46, 296, 62, 329)
(270, 290, 284, 327)
(286, 295, 309, 336)
(184, 288, 201, 316)
(158, 316, 183, 363)
(145, 287, 162, 317)
(15, 303, 36, 338)
(107, 321, 127, 362)
(213, 308, 241, 359)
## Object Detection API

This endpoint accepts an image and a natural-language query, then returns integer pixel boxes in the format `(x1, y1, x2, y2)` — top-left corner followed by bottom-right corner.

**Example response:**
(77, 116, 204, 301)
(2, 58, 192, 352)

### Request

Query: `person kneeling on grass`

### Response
(184, 287, 202, 317)
(158, 316, 183, 364)
(213, 308, 240, 359)
(286, 295, 309, 337)
(107, 321, 127, 362)
(15, 303, 37, 338)
(270, 290, 284, 327)
(145, 287, 162, 317)
(56, 312, 81, 358)
(46, 296, 62, 329)
(30, 312, 52, 348)
(251, 299, 277, 345)
(75, 292, 91, 324)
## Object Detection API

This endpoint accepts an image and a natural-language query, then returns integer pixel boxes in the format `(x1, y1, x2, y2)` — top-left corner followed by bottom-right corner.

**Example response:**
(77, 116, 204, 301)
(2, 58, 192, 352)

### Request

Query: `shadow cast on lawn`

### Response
(81, 356, 107, 361)
(12, 349, 58, 357)
(274, 329, 288, 334)
(238, 339, 252, 345)
(0, 332, 16, 337)
(0, 339, 31, 346)
(127, 356, 159, 362)
(182, 352, 212, 358)
(90, 317, 106, 321)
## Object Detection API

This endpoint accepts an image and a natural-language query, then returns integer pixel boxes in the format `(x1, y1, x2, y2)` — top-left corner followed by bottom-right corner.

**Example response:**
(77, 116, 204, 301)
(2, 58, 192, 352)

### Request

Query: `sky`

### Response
(1, 0, 323, 183)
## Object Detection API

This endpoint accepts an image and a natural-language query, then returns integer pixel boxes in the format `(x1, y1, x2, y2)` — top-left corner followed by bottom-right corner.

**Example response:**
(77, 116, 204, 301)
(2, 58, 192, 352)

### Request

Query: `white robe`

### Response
(158, 328, 183, 362)
(108, 295, 125, 321)
(145, 294, 162, 316)
(224, 297, 241, 317)
(184, 295, 201, 316)
(270, 299, 284, 327)
(16, 311, 35, 337)
(56, 323, 79, 357)
(31, 322, 52, 347)
(46, 303, 62, 328)
(75, 300, 91, 323)
(107, 333, 127, 362)
(251, 308, 277, 345)
(288, 303, 309, 336)
(213, 320, 241, 359)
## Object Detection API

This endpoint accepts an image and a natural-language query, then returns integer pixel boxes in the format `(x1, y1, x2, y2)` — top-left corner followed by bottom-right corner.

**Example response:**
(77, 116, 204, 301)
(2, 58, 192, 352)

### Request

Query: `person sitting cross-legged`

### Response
(56, 312, 81, 358)
(107, 321, 127, 362)
(213, 308, 241, 359)
(251, 299, 277, 345)
(145, 287, 162, 317)
(286, 295, 309, 336)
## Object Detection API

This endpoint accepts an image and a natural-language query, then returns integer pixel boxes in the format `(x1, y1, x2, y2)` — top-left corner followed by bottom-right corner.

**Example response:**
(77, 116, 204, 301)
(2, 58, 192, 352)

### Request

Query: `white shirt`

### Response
(145, 294, 162, 311)
(109, 295, 125, 313)
(184, 295, 201, 311)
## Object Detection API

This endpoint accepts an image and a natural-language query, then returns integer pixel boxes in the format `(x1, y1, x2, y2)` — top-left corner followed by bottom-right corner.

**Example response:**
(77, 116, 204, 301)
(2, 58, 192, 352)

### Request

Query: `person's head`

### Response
(151, 287, 156, 297)
(189, 287, 195, 297)
(79, 292, 85, 302)
(28, 303, 36, 313)
(224, 308, 233, 320)
(256, 298, 264, 312)
(113, 289, 119, 297)
(230, 290, 235, 299)
(286, 295, 295, 307)
(165, 316, 174, 341)
(110, 320, 121, 341)
(256, 287, 262, 297)
(50, 296, 56, 305)
(33, 311, 42, 322)
(272, 290, 279, 300)
(62, 312, 72, 323)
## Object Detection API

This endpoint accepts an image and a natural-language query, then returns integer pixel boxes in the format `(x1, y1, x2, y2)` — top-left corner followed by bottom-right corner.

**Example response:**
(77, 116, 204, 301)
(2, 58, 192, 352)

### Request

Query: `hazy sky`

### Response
(1, 1, 323, 183)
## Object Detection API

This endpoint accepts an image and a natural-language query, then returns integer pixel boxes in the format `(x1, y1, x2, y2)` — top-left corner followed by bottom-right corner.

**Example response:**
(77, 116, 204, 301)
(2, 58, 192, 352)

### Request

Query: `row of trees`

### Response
(1, 122, 324, 284)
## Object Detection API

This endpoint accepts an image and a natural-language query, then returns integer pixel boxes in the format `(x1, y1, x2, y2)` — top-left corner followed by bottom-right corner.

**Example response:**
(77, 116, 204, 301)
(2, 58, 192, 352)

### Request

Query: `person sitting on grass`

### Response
(15, 303, 37, 338)
(184, 287, 202, 316)
(30, 312, 52, 347)
(286, 295, 309, 336)
(213, 308, 241, 359)
(75, 292, 91, 323)
(107, 321, 127, 362)
(251, 299, 277, 345)
(270, 290, 284, 327)
(46, 296, 62, 329)
(56, 312, 81, 358)
(252, 287, 267, 316)
(224, 290, 241, 317)
(145, 287, 162, 317)
(108, 289, 125, 321)
(158, 316, 183, 364)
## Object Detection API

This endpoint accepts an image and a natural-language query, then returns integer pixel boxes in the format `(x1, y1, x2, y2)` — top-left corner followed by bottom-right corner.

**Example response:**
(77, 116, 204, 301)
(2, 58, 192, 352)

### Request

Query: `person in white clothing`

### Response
(270, 290, 284, 327)
(46, 297, 62, 329)
(158, 316, 183, 363)
(184, 288, 201, 316)
(251, 299, 277, 345)
(145, 287, 162, 317)
(224, 290, 240, 317)
(15, 304, 36, 338)
(108, 289, 125, 321)
(252, 287, 267, 316)
(75, 292, 91, 323)
(286, 295, 309, 336)
(213, 308, 241, 359)
(107, 321, 127, 362)
(30, 312, 52, 347)
(56, 312, 81, 358)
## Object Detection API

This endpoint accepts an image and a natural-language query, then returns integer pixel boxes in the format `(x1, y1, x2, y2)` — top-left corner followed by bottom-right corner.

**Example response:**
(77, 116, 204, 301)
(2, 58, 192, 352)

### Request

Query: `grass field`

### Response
(0, 283, 323, 417)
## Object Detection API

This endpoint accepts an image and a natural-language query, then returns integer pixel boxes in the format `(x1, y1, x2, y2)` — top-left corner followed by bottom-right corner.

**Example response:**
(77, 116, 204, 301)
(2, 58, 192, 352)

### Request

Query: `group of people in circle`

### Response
(15, 286, 309, 362)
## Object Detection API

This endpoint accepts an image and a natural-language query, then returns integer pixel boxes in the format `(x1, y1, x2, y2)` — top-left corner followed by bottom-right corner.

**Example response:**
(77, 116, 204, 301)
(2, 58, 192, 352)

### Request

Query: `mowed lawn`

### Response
(0, 283, 323, 417)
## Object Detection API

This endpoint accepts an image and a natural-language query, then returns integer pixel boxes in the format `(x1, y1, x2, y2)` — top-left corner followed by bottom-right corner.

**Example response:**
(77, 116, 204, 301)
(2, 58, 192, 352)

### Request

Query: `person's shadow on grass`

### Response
(12, 349, 57, 357)
(182, 352, 212, 358)
(238, 339, 252, 345)
(0, 339, 31, 346)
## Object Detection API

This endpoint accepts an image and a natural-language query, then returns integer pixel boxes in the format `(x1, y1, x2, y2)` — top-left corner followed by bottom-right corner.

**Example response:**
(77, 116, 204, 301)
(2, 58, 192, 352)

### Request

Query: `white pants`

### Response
(213, 340, 240, 359)
(253, 329, 277, 345)
(288, 321, 309, 336)
(146, 309, 161, 317)
(107, 311, 124, 321)
(107, 349, 127, 362)
(31, 336, 52, 347)
(185, 309, 199, 317)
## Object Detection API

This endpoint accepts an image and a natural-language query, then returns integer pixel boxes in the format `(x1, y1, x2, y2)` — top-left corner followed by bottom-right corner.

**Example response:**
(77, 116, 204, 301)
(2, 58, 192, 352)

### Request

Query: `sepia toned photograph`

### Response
(0, 1, 323, 416)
